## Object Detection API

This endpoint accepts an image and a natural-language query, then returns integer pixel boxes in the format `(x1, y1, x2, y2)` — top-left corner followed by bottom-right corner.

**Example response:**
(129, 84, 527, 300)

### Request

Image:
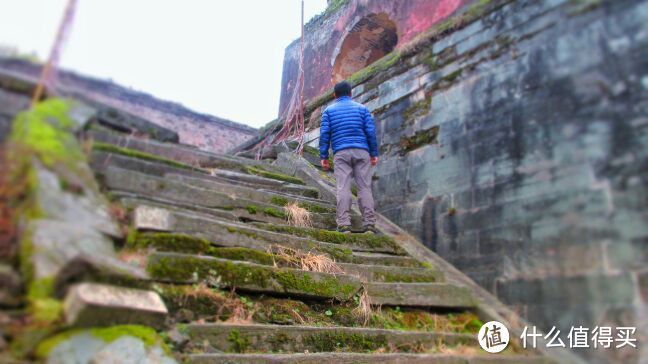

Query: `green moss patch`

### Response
(398, 126, 439, 156)
(304, 331, 388, 352)
(92, 142, 198, 171)
(245, 166, 305, 185)
(262, 207, 287, 219)
(147, 255, 359, 300)
(402, 98, 432, 125)
(35, 325, 169, 359)
(128, 232, 212, 254)
(129, 232, 278, 266)
(210, 247, 276, 266)
(259, 224, 403, 253)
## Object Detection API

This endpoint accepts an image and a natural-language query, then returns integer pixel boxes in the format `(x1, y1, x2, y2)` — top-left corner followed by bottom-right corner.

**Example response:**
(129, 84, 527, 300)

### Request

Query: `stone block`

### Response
(26, 219, 116, 280)
(54, 253, 150, 298)
(33, 161, 122, 238)
(366, 282, 474, 308)
(63, 283, 168, 329)
(134, 205, 175, 231)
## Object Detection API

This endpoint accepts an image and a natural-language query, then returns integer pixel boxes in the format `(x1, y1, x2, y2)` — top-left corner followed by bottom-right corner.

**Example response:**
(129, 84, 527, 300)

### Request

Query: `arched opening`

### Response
(332, 13, 398, 84)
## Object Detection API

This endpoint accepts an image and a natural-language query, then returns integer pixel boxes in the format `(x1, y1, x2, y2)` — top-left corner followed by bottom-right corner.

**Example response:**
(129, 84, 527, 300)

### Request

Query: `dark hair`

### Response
(334, 81, 352, 97)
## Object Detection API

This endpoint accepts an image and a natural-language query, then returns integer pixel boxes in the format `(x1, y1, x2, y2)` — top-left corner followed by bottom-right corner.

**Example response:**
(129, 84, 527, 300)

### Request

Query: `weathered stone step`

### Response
(187, 353, 551, 364)
(133, 205, 400, 256)
(148, 254, 469, 308)
(115, 192, 343, 230)
(88, 127, 274, 172)
(63, 282, 168, 329)
(129, 233, 438, 283)
(147, 252, 361, 301)
(164, 173, 327, 209)
(157, 284, 478, 330)
(130, 229, 421, 271)
(98, 165, 334, 216)
(352, 252, 426, 268)
(91, 142, 306, 187)
(91, 149, 319, 198)
(337, 263, 442, 283)
(250, 222, 405, 255)
(183, 323, 475, 354)
(366, 283, 475, 308)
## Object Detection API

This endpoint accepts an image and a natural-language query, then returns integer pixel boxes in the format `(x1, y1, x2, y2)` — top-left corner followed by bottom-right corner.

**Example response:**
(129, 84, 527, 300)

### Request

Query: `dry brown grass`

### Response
(108, 201, 130, 236)
(284, 202, 312, 228)
(353, 288, 373, 326)
(269, 245, 343, 275)
(222, 289, 255, 324)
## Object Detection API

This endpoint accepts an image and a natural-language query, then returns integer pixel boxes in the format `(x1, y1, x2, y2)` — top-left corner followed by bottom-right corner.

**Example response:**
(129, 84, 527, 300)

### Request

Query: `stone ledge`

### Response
(63, 283, 168, 329)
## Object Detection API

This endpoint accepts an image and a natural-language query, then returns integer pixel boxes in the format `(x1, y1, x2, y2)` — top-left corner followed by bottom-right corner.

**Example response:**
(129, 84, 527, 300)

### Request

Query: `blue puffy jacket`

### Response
(319, 96, 378, 159)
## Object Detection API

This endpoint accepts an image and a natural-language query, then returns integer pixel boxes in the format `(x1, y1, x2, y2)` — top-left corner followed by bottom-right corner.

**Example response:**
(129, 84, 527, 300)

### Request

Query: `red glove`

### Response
(370, 157, 378, 166)
(321, 159, 330, 171)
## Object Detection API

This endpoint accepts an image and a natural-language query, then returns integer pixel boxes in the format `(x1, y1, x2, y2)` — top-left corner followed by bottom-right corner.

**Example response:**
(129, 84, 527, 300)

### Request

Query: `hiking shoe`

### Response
(363, 225, 379, 234)
(336, 225, 352, 234)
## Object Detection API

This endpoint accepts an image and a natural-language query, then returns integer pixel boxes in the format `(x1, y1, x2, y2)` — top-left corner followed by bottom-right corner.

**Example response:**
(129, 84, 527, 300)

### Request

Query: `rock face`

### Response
(279, 0, 467, 116)
(0, 58, 258, 153)
(271, 0, 648, 363)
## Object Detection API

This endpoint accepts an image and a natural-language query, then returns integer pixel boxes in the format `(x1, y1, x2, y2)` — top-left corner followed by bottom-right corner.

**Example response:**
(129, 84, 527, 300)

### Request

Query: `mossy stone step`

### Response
(157, 285, 479, 331)
(183, 323, 476, 354)
(132, 205, 399, 257)
(164, 173, 329, 210)
(115, 193, 341, 230)
(147, 252, 362, 301)
(98, 166, 332, 217)
(187, 353, 552, 364)
(92, 142, 305, 185)
(337, 263, 442, 283)
(99, 166, 297, 216)
(88, 128, 275, 172)
(251, 222, 405, 255)
(91, 149, 317, 198)
(128, 232, 436, 283)
(352, 252, 427, 268)
(366, 283, 475, 308)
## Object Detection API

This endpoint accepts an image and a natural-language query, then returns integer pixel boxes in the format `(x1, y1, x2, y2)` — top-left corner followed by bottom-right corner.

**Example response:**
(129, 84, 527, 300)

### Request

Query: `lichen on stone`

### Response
(92, 142, 197, 171)
(245, 166, 305, 185)
(398, 126, 440, 155)
(35, 325, 170, 359)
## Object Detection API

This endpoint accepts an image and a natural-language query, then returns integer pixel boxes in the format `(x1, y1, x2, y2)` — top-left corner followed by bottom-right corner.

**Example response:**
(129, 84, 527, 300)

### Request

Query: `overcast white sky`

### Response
(0, 0, 327, 128)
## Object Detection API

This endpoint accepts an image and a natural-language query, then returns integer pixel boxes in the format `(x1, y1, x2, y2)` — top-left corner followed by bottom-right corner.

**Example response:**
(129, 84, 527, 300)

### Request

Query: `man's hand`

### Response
(321, 159, 330, 171)
(370, 157, 378, 166)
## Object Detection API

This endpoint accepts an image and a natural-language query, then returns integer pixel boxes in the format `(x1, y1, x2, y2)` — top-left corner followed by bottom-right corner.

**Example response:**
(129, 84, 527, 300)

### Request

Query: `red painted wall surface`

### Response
(279, 0, 466, 116)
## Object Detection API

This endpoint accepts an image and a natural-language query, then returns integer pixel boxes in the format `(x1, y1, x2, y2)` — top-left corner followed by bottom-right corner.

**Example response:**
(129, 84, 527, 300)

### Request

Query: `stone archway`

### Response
(332, 13, 398, 84)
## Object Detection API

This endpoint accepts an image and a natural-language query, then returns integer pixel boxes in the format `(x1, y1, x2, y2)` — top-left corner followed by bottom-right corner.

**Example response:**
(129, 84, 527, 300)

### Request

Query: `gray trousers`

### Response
(333, 148, 376, 227)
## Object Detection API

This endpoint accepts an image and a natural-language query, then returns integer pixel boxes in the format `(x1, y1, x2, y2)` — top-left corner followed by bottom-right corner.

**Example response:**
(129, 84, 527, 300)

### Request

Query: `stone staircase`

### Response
(79, 124, 553, 363)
